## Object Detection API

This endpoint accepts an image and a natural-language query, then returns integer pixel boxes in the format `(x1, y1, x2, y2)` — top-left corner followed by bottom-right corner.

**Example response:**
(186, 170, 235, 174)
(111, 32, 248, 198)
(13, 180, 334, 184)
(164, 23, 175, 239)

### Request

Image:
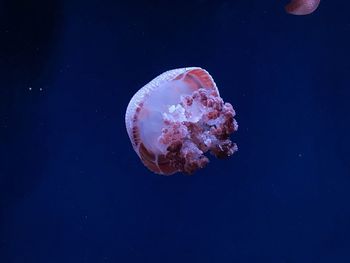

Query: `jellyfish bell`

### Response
(125, 67, 238, 175)
(285, 0, 320, 15)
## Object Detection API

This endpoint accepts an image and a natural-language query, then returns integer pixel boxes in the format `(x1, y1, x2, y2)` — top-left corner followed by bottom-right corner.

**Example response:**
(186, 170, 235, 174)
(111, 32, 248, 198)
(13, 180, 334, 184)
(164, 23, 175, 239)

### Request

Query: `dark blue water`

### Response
(1, 0, 349, 262)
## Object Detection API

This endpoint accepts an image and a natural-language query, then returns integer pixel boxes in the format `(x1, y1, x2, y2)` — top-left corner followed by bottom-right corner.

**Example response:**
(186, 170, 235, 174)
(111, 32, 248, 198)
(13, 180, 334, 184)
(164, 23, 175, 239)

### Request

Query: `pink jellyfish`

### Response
(285, 0, 321, 15)
(125, 67, 238, 175)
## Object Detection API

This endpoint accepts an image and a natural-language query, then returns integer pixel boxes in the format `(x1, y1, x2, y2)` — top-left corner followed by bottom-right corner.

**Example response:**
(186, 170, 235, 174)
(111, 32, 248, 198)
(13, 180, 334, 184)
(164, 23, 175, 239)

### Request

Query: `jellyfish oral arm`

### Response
(156, 88, 238, 174)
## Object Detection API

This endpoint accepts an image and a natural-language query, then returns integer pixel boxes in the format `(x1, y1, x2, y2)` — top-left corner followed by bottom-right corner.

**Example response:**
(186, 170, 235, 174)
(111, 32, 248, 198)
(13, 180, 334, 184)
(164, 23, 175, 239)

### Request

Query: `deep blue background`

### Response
(1, 0, 350, 262)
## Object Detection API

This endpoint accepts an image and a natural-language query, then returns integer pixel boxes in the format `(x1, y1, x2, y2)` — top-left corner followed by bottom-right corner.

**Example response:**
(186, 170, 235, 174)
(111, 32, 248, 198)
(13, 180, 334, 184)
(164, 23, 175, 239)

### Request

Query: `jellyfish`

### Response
(125, 67, 238, 175)
(285, 0, 320, 15)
